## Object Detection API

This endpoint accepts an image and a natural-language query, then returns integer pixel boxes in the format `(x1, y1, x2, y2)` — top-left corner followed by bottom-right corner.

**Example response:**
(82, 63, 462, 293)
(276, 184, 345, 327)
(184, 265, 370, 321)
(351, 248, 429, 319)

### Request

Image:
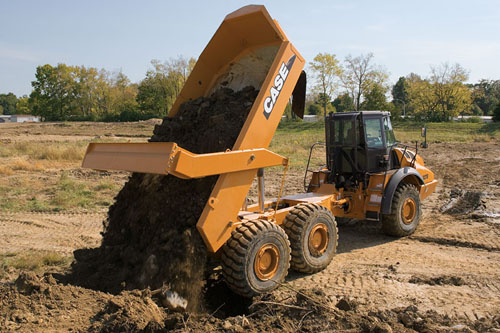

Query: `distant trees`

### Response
(361, 82, 391, 111)
(341, 53, 389, 111)
(469, 80, 500, 116)
(0, 93, 20, 115)
(493, 103, 500, 122)
(3, 50, 500, 123)
(308, 53, 343, 118)
(29, 64, 138, 121)
(309, 52, 387, 114)
(136, 57, 195, 117)
(331, 93, 354, 112)
(25, 56, 196, 121)
(406, 63, 471, 121)
(391, 77, 409, 115)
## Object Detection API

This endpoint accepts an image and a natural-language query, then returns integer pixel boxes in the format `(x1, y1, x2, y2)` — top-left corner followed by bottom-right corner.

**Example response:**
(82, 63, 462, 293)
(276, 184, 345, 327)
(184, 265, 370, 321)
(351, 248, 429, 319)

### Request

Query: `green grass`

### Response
(272, 120, 500, 169)
(0, 141, 87, 161)
(0, 174, 118, 212)
(0, 251, 72, 276)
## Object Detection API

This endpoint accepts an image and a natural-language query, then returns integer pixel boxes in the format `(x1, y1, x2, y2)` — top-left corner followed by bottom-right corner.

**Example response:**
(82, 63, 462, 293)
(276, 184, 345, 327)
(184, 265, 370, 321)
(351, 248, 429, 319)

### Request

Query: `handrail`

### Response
(303, 142, 326, 192)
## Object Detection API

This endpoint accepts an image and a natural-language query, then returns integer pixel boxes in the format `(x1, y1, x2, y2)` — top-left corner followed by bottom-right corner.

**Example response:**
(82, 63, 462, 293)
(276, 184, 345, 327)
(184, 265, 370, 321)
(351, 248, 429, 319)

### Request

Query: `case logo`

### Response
(263, 55, 296, 119)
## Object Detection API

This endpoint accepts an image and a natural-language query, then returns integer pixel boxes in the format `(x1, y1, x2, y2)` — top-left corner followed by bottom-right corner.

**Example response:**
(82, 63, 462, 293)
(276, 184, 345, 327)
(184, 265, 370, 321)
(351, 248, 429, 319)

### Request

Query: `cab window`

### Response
(334, 118, 359, 145)
(364, 118, 384, 148)
(383, 117, 396, 146)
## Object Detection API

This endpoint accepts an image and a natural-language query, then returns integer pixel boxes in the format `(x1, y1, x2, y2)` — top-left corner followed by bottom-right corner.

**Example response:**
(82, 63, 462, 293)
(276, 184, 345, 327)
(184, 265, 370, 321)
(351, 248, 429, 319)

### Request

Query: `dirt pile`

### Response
(2, 273, 499, 332)
(440, 189, 486, 216)
(1, 272, 167, 332)
(69, 86, 259, 311)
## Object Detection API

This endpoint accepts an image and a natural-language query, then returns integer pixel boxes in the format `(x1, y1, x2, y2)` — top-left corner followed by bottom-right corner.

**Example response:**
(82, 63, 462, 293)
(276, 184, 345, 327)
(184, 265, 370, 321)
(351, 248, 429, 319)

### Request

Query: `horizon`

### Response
(1, 0, 499, 96)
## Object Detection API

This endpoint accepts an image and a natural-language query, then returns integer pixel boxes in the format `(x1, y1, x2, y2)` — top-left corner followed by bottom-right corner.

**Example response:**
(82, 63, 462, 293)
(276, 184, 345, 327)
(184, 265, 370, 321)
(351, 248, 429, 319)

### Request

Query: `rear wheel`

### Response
(283, 203, 338, 273)
(221, 220, 290, 297)
(382, 183, 421, 236)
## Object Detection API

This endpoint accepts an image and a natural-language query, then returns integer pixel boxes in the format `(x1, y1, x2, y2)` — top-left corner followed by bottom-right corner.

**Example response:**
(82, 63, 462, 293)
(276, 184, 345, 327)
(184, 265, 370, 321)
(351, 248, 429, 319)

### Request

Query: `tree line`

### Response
(1, 53, 500, 122)
(1, 56, 195, 121)
(307, 53, 500, 122)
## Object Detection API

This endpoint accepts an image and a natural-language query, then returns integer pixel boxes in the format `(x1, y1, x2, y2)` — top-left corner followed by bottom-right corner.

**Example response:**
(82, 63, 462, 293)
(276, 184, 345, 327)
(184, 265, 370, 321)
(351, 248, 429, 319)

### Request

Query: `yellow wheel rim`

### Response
(308, 223, 329, 257)
(254, 243, 280, 281)
(402, 198, 417, 224)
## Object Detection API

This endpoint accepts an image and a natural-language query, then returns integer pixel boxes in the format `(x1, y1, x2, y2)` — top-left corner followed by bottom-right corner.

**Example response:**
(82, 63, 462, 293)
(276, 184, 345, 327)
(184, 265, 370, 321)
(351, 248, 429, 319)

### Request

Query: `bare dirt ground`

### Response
(0, 122, 499, 332)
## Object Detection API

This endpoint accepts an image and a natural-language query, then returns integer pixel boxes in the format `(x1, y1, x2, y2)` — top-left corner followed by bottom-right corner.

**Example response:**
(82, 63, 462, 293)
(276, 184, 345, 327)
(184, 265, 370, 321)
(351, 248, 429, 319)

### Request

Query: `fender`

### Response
(380, 167, 424, 215)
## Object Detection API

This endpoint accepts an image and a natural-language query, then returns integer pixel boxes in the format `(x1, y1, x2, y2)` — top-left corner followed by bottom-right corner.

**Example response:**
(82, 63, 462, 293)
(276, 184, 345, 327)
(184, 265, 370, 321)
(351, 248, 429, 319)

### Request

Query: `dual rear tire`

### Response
(221, 204, 337, 297)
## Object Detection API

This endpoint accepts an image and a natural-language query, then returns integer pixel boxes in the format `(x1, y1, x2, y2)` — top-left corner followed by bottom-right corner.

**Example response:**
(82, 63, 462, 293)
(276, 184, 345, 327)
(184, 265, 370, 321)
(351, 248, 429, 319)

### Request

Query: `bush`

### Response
(462, 116, 482, 123)
(493, 103, 500, 122)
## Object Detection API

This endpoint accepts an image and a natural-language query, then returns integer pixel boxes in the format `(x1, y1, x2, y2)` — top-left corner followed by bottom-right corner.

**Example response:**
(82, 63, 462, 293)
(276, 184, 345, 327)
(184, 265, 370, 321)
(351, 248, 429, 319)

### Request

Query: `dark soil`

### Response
(3, 272, 499, 332)
(440, 189, 486, 216)
(409, 275, 466, 286)
(67, 86, 259, 311)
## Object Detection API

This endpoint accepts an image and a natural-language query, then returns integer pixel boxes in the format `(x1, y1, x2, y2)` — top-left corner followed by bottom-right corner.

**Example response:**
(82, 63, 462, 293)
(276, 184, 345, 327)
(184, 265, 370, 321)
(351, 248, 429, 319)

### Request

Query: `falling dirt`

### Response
(66, 86, 259, 312)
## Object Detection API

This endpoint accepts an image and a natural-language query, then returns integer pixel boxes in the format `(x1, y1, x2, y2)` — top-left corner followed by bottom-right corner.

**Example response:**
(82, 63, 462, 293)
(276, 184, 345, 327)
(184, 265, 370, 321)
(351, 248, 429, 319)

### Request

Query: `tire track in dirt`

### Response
(410, 235, 500, 252)
(0, 212, 104, 254)
(286, 216, 500, 320)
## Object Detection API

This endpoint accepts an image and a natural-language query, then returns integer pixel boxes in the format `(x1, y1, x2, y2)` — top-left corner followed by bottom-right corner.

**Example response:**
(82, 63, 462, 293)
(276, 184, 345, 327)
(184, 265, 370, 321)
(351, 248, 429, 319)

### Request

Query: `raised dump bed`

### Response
(83, 5, 306, 254)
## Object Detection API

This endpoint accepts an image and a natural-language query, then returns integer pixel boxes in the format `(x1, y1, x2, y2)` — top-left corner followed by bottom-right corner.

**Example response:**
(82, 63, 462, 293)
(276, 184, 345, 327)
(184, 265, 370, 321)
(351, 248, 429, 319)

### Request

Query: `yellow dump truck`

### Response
(83, 5, 437, 297)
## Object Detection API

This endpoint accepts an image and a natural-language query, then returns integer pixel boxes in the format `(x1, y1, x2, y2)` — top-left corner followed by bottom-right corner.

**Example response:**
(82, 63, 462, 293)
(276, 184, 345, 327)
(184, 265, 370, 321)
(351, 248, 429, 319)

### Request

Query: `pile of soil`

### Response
(3, 274, 499, 332)
(440, 189, 486, 217)
(68, 86, 259, 311)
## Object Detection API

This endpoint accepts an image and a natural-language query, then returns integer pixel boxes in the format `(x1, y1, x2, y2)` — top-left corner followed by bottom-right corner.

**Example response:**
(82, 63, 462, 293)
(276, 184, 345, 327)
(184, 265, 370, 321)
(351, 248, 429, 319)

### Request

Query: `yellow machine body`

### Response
(82, 6, 437, 258)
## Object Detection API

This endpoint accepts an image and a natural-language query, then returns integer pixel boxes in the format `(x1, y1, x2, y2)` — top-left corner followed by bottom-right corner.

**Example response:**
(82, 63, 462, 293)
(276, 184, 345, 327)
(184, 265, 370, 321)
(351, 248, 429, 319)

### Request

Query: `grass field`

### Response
(0, 120, 498, 213)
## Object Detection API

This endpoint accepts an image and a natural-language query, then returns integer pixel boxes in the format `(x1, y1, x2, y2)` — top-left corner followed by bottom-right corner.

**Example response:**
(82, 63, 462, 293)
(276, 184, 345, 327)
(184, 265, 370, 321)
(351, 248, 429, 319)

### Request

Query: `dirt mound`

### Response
(440, 189, 486, 216)
(1, 272, 168, 332)
(91, 290, 166, 332)
(1, 271, 499, 332)
(68, 86, 259, 311)
(409, 275, 466, 286)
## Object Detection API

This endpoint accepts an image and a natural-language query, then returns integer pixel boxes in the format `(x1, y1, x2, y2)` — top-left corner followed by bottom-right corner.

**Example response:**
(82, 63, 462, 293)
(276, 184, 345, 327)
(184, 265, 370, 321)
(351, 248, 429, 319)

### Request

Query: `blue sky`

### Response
(1, 0, 499, 96)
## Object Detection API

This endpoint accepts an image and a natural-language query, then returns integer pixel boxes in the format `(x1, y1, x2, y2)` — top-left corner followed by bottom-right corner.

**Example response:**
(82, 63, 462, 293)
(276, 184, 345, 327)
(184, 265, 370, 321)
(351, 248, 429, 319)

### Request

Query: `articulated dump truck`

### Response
(83, 5, 437, 297)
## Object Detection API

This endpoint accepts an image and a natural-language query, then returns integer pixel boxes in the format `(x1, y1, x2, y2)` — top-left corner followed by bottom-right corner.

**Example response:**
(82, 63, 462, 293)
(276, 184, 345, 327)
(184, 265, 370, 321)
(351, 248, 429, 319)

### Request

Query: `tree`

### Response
(0, 93, 18, 115)
(361, 82, 390, 110)
(29, 64, 77, 120)
(391, 76, 409, 116)
(309, 53, 342, 118)
(136, 56, 196, 117)
(16, 96, 31, 114)
(331, 93, 354, 112)
(406, 63, 471, 121)
(493, 103, 500, 122)
(307, 103, 321, 115)
(341, 53, 388, 111)
(469, 80, 500, 116)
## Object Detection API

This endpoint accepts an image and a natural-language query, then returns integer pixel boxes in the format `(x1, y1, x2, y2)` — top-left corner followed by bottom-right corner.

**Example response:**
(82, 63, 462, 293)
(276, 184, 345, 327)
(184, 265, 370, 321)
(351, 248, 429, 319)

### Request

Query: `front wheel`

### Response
(382, 183, 422, 236)
(221, 220, 291, 297)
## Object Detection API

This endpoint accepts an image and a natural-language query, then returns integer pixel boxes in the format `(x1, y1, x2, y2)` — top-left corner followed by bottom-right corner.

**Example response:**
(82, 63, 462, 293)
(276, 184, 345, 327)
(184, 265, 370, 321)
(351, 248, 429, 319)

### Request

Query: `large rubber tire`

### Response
(283, 203, 338, 274)
(382, 183, 422, 237)
(221, 220, 291, 297)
